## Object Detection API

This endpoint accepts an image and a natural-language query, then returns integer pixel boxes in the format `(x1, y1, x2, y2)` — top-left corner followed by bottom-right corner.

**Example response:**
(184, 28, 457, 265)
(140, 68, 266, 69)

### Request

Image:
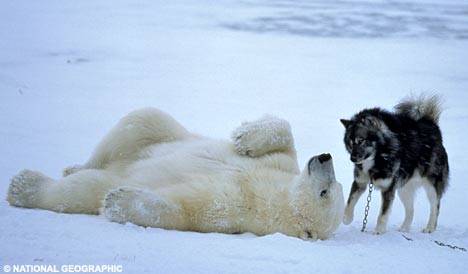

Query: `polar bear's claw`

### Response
(63, 165, 84, 177)
(232, 122, 264, 157)
(233, 132, 254, 156)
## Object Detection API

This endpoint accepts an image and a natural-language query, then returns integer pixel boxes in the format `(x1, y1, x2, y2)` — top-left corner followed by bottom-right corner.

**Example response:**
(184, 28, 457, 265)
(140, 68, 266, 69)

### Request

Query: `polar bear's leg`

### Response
(103, 185, 243, 233)
(7, 169, 119, 214)
(231, 115, 296, 158)
(103, 187, 187, 230)
(64, 108, 192, 175)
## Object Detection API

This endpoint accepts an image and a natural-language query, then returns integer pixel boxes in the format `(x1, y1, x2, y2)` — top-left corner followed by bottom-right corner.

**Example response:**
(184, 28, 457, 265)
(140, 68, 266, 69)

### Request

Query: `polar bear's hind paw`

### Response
(7, 169, 49, 208)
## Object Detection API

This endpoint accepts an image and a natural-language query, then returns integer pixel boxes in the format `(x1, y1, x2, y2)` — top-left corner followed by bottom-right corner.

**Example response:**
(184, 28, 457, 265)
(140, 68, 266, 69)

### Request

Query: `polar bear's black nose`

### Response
(317, 153, 332, 163)
(308, 153, 336, 182)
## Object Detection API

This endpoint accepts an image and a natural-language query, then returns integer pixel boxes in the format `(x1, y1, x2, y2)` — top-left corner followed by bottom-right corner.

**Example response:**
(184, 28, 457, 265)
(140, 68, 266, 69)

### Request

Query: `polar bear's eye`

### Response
(320, 189, 328, 198)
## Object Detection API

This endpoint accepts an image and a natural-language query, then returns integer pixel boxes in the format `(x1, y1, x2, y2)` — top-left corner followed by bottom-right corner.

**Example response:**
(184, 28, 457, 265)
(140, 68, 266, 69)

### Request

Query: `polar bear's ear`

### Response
(307, 153, 336, 182)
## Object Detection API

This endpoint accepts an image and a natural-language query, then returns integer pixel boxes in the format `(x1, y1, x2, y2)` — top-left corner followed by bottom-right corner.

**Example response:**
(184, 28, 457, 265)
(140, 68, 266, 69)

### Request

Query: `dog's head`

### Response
(340, 114, 388, 164)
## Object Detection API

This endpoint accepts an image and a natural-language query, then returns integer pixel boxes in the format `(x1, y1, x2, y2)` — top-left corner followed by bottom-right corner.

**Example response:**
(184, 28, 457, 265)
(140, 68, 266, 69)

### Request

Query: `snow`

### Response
(1, 0, 468, 273)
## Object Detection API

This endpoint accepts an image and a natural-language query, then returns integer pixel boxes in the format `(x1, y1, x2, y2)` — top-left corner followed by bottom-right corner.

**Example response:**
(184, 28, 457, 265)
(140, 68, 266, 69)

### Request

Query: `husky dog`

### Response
(340, 95, 449, 234)
(7, 108, 344, 240)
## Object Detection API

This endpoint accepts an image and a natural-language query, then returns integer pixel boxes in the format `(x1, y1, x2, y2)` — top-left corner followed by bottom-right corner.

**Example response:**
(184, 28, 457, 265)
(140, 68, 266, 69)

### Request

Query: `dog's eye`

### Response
(355, 138, 364, 145)
(320, 189, 328, 198)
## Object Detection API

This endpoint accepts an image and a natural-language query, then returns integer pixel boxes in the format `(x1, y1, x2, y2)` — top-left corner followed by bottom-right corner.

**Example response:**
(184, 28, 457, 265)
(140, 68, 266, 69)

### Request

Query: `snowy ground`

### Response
(1, 0, 468, 273)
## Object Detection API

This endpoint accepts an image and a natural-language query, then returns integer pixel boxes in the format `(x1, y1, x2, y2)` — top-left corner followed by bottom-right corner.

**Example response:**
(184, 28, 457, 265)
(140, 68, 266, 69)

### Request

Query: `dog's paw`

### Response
(63, 165, 84, 177)
(398, 224, 411, 233)
(343, 210, 354, 225)
(7, 169, 49, 208)
(398, 227, 410, 233)
(373, 225, 387, 235)
(422, 226, 436, 233)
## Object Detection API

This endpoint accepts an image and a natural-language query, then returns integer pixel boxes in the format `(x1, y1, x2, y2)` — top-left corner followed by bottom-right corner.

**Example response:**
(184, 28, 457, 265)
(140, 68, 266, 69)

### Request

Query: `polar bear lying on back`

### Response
(7, 108, 344, 240)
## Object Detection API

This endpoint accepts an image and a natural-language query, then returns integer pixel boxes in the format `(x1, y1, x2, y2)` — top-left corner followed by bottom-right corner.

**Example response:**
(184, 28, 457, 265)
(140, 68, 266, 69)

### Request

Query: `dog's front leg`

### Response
(343, 167, 369, 225)
(375, 181, 397, 234)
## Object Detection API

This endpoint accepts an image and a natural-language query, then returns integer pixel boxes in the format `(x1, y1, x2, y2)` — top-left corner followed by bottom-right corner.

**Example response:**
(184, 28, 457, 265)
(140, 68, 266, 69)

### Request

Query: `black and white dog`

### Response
(340, 95, 449, 234)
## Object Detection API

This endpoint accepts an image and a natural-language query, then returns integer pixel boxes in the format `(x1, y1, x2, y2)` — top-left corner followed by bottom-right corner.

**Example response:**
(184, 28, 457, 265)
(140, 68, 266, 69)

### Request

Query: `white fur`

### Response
(7, 108, 344, 240)
(373, 178, 393, 189)
(422, 182, 439, 233)
(397, 171, 440, 233)
(397, 177, 419, 232)
(361, 157, 375, 173)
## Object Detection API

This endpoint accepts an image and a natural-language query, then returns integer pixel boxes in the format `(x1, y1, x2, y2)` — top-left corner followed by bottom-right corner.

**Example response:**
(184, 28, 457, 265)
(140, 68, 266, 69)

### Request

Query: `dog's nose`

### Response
(350, 155, 357, 162)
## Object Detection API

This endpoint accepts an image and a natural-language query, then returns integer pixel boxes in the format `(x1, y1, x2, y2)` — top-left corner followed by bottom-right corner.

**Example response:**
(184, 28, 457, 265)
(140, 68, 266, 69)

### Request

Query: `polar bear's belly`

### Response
(125, 139, 245, 189)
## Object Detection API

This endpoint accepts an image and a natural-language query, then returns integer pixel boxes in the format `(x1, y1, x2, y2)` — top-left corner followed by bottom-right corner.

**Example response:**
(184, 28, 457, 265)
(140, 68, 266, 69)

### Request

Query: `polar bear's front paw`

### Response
(231, 116, 293, 158)
(232, 120, 264, 157)
(103, 187, 142, 224)
(7, 169, 49, 208)
(231, 119, 272, 157)
(104, 187, 182, 228)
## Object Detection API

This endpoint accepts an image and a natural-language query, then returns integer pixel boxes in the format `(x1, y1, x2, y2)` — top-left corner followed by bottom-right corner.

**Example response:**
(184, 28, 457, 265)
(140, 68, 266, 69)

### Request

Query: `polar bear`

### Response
(7, 108, 344, 240)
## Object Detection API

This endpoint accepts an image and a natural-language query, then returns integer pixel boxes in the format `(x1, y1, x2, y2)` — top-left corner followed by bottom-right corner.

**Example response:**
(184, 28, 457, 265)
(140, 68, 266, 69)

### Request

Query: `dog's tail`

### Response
(394, 94, 443, 124)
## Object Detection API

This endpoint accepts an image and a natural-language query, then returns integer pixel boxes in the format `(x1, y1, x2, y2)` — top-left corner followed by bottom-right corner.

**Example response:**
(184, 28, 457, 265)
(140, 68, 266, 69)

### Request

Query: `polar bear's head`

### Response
(291, 153, 344, 240)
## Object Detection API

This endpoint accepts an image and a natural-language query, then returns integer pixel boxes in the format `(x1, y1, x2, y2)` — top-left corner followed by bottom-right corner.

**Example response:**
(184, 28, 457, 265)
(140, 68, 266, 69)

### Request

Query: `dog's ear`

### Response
(340, 119, 351, 128)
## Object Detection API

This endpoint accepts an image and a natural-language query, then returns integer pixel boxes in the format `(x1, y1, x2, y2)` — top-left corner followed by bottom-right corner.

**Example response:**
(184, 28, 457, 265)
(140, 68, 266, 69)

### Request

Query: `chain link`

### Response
(361, 181, 374, 232)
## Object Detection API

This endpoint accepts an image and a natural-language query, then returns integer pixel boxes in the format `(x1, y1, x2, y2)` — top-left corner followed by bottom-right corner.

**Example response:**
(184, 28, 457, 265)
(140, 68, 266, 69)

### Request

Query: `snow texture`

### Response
(1, 0, 468, 273)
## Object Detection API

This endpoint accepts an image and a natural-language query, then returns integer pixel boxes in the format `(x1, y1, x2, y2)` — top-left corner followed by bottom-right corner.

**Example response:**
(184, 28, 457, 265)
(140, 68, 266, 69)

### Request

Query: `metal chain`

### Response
(434, 240, 467, 252)
(402, 235, 466, 252)
(360, 182, 467, 252)
(361, 181, 374, 232)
